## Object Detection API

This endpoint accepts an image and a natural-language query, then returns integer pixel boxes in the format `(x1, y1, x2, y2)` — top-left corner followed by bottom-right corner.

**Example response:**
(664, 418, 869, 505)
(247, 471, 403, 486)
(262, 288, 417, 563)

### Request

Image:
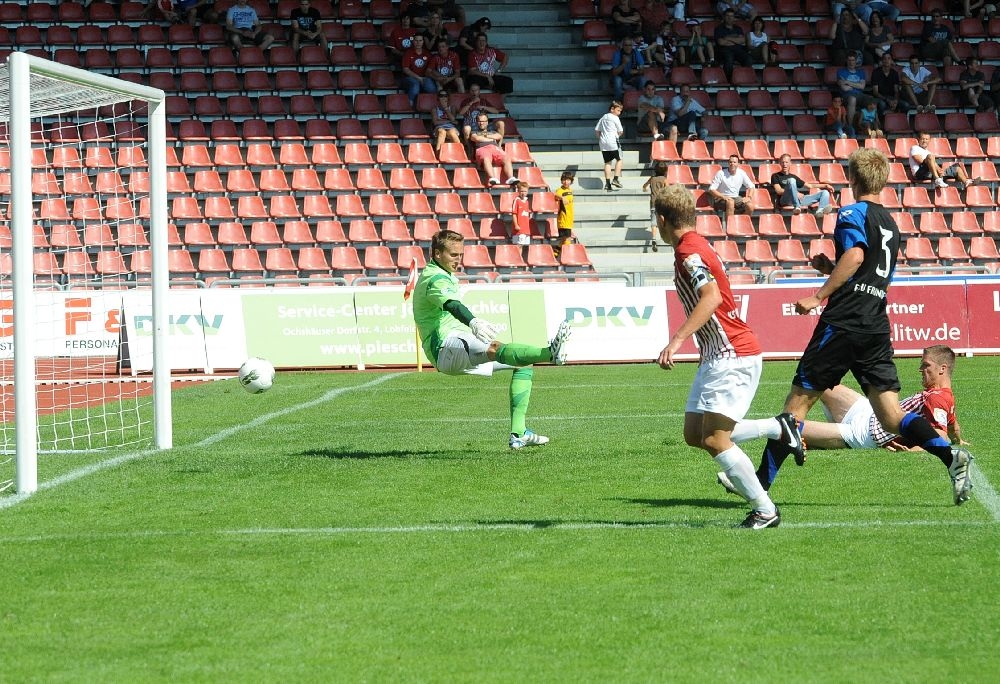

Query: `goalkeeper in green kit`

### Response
(412, 229, 572, 449)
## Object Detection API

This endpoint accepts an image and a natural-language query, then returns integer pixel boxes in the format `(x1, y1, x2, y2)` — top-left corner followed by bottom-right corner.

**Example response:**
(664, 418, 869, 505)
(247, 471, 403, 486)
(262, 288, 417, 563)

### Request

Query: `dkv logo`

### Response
(133, 313, 225, 336)
(565, 305, 654, 327)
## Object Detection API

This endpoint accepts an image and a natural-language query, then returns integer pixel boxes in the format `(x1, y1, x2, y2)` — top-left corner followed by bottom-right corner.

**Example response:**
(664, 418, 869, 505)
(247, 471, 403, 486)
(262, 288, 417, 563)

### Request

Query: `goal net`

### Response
(0, 53, 172, 497)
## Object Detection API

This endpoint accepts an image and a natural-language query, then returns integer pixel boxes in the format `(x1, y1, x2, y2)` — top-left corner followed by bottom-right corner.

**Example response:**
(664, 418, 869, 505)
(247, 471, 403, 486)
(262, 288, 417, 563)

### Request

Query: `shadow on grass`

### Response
(474, 518, 723, 529)
(301, 448, 466, 460)
(619, 496, 743, 510)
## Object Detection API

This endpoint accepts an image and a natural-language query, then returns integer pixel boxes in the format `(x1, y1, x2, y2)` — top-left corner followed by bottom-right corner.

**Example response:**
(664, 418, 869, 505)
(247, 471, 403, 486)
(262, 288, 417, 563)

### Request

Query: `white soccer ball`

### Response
(238, 357, 275, 394)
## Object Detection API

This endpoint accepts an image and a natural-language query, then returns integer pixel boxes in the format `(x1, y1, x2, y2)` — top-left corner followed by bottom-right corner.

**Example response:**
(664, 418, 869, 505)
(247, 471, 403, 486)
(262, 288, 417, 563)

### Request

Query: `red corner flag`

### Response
(402, 257, 419, 301)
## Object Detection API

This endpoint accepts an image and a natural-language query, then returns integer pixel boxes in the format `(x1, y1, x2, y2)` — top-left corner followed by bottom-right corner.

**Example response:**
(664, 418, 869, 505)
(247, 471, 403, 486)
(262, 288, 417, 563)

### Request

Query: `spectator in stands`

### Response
(984, 68, 1000, 112)
(458, 17, 492, 66)
(647, 20, 681, 76)
(828, 8, 868, 66)
(428, 0, 467, 25)
(225, 0, 274, 51)
(428, 39, 466, 94)
(959, 56, 986, 110)
(421, 10, 450, 52)
(836, 53, 875, 132)
(681, 19, 716, 67)
(871, 52, 906, 114)
(388, 14, 419, 66)
(509, 182, 532, 248)
(637, 81, 672, 141)
(920, 11, 960, 67)
(610, 37, 646, 101)
(746, 16, 777, 67)
(400, 35, 438, 106)
(708, 154, 755, 220)
(669, 84, 709, 141)
(770, 153, 835, 217)
(289, 0, 324, 53)
(466, 33, 514, 94)
(910, 131, 975, 190)
(641, 0, 685, 40)
(611, 0, 644, 42)
(824, 94, 854, 138)
(154, 0, 218, 24)
(459, 83, 504, 141)
(901, 56, 941, 113)
(716, 0, 756, 21)
(431, 91, 462, 157)
(470, 113, 517, 186)
(950, 0, 987, 18)
(406, 0, 433, 28)
(855, 0, 900, 24)
(596, 101, 625, 192)
(863, 11, 894, 66)
(714, 9, 752, 80)
(854, 99, 884, 138)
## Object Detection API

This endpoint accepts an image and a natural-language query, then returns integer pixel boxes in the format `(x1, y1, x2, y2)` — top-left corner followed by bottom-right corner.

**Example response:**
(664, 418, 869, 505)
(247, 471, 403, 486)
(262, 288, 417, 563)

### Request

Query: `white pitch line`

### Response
(970, 461, 1000, 522)
(0, 518, 996, 544)
(0, 374, 405, 511)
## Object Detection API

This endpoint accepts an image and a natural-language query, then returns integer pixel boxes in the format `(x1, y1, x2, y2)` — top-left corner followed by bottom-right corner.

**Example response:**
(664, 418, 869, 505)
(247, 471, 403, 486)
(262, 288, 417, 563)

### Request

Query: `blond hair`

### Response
(847, 147, 888, 197)
(653, 183, 696, 231)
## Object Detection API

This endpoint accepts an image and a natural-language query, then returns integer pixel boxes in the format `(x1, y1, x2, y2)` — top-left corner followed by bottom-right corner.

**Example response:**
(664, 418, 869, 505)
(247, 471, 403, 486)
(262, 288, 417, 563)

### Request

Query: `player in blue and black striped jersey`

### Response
(757, 148, 974, 506)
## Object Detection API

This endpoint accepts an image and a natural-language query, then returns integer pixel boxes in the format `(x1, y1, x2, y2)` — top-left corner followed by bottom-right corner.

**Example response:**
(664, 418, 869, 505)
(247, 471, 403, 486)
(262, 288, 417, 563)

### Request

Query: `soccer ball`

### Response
(238, 357, 275, 394)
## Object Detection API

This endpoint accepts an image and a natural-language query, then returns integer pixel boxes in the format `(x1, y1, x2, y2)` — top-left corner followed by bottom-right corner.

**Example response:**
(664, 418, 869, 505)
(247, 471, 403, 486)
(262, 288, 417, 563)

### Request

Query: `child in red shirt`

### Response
(510, 181, 531, 246)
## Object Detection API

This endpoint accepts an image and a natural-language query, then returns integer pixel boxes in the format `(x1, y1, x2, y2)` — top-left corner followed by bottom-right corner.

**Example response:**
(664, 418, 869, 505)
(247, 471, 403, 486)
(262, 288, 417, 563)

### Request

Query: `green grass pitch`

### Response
(1, 357, 998, 682)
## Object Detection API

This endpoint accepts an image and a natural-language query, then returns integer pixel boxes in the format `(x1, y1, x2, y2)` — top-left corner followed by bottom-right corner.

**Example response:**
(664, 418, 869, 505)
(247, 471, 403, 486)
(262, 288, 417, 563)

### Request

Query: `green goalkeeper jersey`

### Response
(412, 259, 466, 364)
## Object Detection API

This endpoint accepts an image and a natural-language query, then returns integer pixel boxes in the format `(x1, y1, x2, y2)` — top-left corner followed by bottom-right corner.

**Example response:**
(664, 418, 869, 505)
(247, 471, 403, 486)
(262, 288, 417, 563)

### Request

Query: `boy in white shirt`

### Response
(595, 101, 625, 192)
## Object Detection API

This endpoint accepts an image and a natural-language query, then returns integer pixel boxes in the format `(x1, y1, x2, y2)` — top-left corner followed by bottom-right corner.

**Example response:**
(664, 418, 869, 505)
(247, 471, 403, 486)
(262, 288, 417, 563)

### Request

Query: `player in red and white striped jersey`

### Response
(655, 183, 780, 529)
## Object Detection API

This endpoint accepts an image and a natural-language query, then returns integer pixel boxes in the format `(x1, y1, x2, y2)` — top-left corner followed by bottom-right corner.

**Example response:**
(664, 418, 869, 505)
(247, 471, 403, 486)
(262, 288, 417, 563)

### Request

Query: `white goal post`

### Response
(2, 52, 172, 496)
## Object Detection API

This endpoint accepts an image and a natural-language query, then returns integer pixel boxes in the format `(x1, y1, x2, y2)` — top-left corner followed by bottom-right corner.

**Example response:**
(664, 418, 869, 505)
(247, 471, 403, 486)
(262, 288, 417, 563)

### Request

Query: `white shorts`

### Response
(837, 397, 880, 449)
(435, 331, 495, 377)
(511, 234, 530, 246)
(685, 354, 762, 422)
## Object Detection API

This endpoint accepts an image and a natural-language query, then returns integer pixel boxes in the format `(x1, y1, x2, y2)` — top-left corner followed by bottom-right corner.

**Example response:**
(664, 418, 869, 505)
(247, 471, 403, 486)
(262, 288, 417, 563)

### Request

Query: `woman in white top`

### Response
(745, 17, 775, 66)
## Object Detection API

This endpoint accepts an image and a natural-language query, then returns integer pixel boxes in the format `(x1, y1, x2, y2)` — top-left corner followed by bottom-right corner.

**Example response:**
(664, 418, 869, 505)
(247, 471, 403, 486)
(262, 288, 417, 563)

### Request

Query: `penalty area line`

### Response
(0, 373, 406, 511)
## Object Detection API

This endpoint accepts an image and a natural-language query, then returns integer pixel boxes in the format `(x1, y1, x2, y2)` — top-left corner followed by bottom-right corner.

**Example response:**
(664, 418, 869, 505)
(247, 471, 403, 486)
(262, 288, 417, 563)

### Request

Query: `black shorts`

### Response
(793, 324, 901, 393)
(601, 149, 621, 163)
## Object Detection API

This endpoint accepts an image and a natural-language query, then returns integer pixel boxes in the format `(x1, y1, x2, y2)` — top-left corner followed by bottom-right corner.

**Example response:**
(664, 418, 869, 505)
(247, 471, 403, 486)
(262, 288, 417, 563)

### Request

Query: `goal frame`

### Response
(6, 52, 172, 495)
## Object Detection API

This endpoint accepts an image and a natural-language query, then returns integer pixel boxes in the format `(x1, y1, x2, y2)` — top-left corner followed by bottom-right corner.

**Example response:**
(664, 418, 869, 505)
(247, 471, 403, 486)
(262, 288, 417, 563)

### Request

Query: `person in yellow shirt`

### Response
(554, 172, 575, 247)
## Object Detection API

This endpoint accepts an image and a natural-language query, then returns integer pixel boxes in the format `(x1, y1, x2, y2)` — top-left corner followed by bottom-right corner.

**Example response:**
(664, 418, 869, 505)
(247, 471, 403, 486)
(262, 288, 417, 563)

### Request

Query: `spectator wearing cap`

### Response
(458, 16, 492, 65)
(681, 19, 715, 66)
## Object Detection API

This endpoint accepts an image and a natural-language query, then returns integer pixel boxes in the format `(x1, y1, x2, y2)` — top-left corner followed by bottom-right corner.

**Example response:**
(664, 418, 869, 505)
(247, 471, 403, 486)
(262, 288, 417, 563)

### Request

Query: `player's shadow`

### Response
(619, 496, 743, 510)
(301, 448, 462, 460)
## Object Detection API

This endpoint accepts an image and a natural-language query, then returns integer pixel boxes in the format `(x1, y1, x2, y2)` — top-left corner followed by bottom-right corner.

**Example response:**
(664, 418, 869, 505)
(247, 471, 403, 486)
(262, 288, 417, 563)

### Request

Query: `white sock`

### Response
(714, 445, 777, 515)
(730, 418, 780, 444)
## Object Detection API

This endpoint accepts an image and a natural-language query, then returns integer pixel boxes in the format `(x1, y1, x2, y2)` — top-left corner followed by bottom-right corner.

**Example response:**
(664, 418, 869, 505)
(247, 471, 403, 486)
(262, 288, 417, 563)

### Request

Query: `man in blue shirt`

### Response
(836, 53, 874, 135)
(610, 37, 645, 101)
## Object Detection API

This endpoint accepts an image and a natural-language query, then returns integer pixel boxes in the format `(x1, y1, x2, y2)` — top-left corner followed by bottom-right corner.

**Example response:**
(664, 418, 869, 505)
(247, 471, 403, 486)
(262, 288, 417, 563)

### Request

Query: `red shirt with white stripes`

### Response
(870, 387, 957, 447)
(673, 231, 761, 361)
